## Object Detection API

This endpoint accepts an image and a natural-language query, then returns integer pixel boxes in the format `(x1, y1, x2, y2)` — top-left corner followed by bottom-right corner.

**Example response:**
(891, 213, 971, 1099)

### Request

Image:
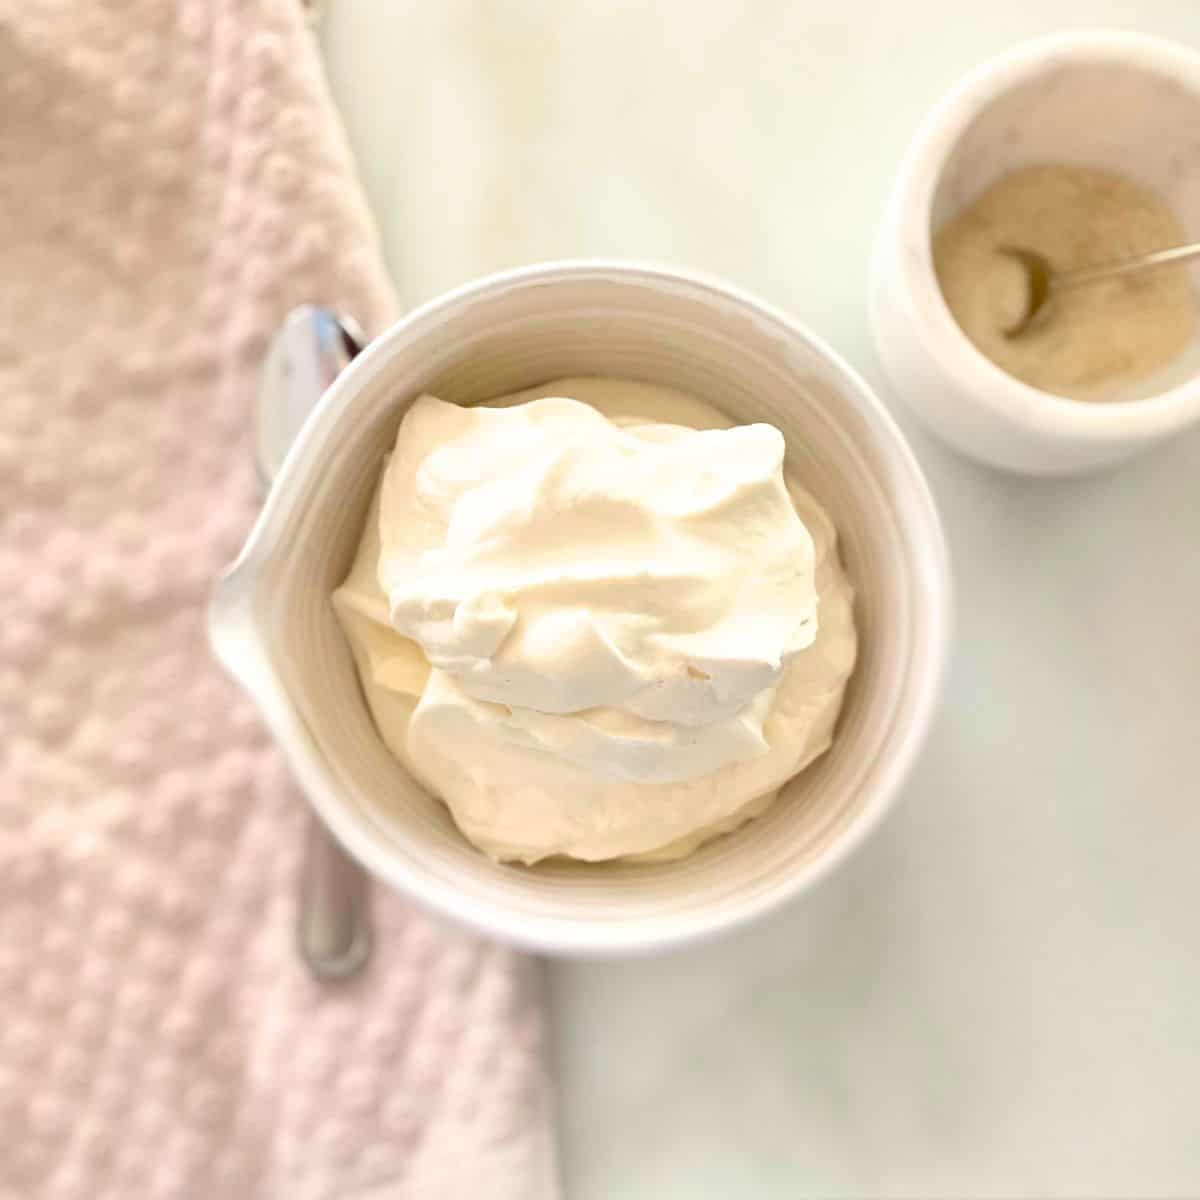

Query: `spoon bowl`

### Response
(997, 245, 1053, 337)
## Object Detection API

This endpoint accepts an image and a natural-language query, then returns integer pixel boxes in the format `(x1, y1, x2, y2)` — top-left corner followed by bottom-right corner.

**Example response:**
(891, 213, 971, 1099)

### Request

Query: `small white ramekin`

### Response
(871, 31, 1200, 475)
(210, 261, 950, 956)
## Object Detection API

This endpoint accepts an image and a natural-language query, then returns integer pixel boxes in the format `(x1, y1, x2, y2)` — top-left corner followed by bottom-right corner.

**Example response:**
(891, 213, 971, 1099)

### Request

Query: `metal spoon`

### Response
(999, 240, 1200, 338)
(258, 306, 372, 981)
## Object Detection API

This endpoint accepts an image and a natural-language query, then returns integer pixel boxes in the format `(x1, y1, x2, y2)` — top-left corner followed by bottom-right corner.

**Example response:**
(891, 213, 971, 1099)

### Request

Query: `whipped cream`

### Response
(333, 378, 857, 863)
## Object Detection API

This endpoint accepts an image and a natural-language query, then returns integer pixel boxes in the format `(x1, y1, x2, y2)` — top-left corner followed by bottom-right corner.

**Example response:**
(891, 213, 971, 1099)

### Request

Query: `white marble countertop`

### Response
(322, 4, 1200, 1195)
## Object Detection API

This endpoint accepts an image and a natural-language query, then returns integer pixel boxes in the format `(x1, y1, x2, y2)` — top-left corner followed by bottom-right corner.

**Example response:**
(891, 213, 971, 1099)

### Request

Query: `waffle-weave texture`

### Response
(0, 3, 557, 1197)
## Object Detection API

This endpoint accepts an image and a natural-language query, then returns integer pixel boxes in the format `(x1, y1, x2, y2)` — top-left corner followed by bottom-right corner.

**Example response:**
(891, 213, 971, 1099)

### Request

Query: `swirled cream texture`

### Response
(333, 378, 857, 863)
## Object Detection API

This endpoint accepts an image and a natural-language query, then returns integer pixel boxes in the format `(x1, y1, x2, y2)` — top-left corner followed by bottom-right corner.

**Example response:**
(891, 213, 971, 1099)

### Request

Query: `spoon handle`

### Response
(1057, 241, 1200, 289)
(299, 812, 372, 979)
(259, 307, 372, 982)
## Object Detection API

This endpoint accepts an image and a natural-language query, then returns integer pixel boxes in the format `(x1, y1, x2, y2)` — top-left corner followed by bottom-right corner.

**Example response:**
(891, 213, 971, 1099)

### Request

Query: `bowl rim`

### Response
(213, 259, 952, 956)
(892, 28, 1200, 442)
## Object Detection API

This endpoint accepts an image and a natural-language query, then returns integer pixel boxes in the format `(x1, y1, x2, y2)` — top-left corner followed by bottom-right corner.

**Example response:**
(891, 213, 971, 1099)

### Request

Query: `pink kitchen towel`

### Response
(0, 2, 558, 1197)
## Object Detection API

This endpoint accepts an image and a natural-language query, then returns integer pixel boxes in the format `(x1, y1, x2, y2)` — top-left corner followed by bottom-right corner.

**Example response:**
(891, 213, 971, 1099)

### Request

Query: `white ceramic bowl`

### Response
(871, 31, 1200, 475)
(210, 262, 949, 956)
